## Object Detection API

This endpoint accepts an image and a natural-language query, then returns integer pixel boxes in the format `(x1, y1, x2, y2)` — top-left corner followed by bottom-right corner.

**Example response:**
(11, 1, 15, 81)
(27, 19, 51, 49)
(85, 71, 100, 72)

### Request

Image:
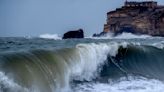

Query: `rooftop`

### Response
(124, 1, 157, 7)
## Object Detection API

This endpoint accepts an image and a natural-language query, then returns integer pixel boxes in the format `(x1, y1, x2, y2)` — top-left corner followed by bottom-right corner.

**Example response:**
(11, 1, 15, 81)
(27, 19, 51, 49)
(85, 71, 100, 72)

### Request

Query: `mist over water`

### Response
(1, 36, 164, 92)
(39, 34, 61, 40)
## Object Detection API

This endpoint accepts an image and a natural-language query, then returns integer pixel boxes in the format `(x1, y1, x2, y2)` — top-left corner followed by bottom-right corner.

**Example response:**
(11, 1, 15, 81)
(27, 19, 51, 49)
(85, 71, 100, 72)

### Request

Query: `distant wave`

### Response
(115, 32, 151, 39)
(90, 33, 151, 39)
(39, 34, 61, 40)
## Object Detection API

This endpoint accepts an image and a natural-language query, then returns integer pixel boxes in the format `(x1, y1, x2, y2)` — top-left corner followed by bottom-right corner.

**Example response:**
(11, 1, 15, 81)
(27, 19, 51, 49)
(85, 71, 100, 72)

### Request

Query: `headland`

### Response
(94, 1, 164, 37)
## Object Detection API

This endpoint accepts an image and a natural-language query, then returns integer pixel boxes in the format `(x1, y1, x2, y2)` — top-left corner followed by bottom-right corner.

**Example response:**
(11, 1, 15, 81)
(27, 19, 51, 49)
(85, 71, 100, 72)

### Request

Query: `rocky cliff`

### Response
(98, 1, 164, 37)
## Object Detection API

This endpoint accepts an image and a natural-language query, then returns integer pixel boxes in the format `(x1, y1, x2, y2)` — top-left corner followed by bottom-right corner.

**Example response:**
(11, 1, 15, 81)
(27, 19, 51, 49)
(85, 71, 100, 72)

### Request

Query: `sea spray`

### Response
(73, 76, 164, 92)
(71, 43, 118, 80)
(0, 42, 128, 92)
(0, 71, 29, 92)
(39, 34, 61, 40)
(90, 32, 151, 39)
(1, 39, 164, 92)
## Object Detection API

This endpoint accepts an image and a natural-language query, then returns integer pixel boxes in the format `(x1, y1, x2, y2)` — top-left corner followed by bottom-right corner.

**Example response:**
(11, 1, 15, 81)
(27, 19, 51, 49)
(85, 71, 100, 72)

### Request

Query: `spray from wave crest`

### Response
(71, 42, 127, 81)
(39, 34, 61, 40)
(152, 41, 164, 49)
(2, 41, 164, 92)
(115, 33, 151, 39)
(90, 33, 151, 39)
(0, 42, 128, 92)
(0, 71, 29, 92)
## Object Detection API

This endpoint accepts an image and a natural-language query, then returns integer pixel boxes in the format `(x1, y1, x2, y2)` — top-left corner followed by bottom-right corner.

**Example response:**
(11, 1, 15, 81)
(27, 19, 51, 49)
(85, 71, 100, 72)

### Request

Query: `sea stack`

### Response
(96, 1, 164, 37)
(62, 29, 84, 39)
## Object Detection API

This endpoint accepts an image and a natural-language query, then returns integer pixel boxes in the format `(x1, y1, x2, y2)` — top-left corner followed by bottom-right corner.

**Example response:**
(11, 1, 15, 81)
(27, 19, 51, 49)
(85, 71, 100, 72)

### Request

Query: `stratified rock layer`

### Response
(103, 1, 164, 36)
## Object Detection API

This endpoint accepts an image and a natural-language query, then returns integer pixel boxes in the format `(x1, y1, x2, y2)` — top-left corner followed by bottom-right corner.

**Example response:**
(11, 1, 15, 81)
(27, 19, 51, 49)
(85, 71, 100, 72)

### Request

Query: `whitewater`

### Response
(1, 34, 164, 92)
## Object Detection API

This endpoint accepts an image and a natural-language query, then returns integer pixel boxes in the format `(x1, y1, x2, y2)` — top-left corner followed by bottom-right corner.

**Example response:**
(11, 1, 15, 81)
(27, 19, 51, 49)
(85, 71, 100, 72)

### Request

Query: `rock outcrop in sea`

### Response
(62, 29, 84, 39)
(94, 1, 164, 37)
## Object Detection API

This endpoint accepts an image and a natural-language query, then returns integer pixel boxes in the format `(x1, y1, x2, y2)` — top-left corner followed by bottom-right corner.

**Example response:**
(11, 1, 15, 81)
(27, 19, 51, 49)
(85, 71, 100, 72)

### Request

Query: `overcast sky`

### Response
(0, 0, 164, 37)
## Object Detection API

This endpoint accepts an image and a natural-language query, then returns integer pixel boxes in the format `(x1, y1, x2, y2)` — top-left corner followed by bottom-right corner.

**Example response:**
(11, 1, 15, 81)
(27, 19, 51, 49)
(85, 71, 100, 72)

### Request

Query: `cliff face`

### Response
(103, 1, 164, 36)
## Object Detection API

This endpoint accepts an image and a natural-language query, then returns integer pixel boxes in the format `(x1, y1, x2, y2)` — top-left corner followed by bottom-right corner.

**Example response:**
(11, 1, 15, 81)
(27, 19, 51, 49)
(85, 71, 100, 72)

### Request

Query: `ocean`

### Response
(1, 34, 164, 92)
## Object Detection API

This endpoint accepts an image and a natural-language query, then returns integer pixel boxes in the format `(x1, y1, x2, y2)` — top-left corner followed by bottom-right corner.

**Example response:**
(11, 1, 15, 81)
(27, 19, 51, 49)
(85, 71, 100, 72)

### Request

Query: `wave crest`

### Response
(39, 34, 61, 40)
(90, 33, 151, 39)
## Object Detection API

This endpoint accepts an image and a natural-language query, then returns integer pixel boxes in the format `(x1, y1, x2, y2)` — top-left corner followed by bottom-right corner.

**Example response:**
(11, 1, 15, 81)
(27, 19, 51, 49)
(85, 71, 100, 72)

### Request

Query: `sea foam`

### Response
(90, 33, 151, 39)
(74, 76, 164, 92)
(39, 34, 61, 40)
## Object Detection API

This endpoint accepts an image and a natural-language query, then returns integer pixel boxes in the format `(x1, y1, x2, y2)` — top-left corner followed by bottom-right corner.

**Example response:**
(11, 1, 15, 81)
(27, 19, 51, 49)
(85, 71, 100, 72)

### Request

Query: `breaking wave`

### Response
(39, 34, 61, 40)
(0, 71, 29, 92)
(115, 33, 151, 39)
(91, 32, 151, 39)
(1, 42, 164, 92)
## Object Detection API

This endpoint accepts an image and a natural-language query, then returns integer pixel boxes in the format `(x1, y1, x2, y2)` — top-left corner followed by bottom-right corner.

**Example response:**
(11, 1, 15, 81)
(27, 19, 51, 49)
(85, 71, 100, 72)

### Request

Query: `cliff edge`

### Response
(96, 1, 164, 37)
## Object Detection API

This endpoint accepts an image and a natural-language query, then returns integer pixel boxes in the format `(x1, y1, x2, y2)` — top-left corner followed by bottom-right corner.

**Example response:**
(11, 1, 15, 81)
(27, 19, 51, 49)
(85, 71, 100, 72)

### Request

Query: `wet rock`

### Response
(96, 1, 164, 37)
(62, 29, 84, 39)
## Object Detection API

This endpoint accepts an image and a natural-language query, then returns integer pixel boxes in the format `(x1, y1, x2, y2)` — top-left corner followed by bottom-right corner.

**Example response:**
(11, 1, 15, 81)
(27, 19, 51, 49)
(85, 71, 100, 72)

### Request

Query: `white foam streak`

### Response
(115, 33, 151, 39)
(0, 72, 29, 92)
(74, 77, 164, 92)
(152, 41, 164, 49)
(39, 34, 61, 40)
(90, 33, 151, 39)
(0, 42, 128, 92)
(70, 42, 128, 81)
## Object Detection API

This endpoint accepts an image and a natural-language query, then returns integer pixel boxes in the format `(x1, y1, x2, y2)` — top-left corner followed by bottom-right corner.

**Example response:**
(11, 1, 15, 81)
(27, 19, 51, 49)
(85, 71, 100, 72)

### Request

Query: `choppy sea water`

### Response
(1, 35, 164, 92)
